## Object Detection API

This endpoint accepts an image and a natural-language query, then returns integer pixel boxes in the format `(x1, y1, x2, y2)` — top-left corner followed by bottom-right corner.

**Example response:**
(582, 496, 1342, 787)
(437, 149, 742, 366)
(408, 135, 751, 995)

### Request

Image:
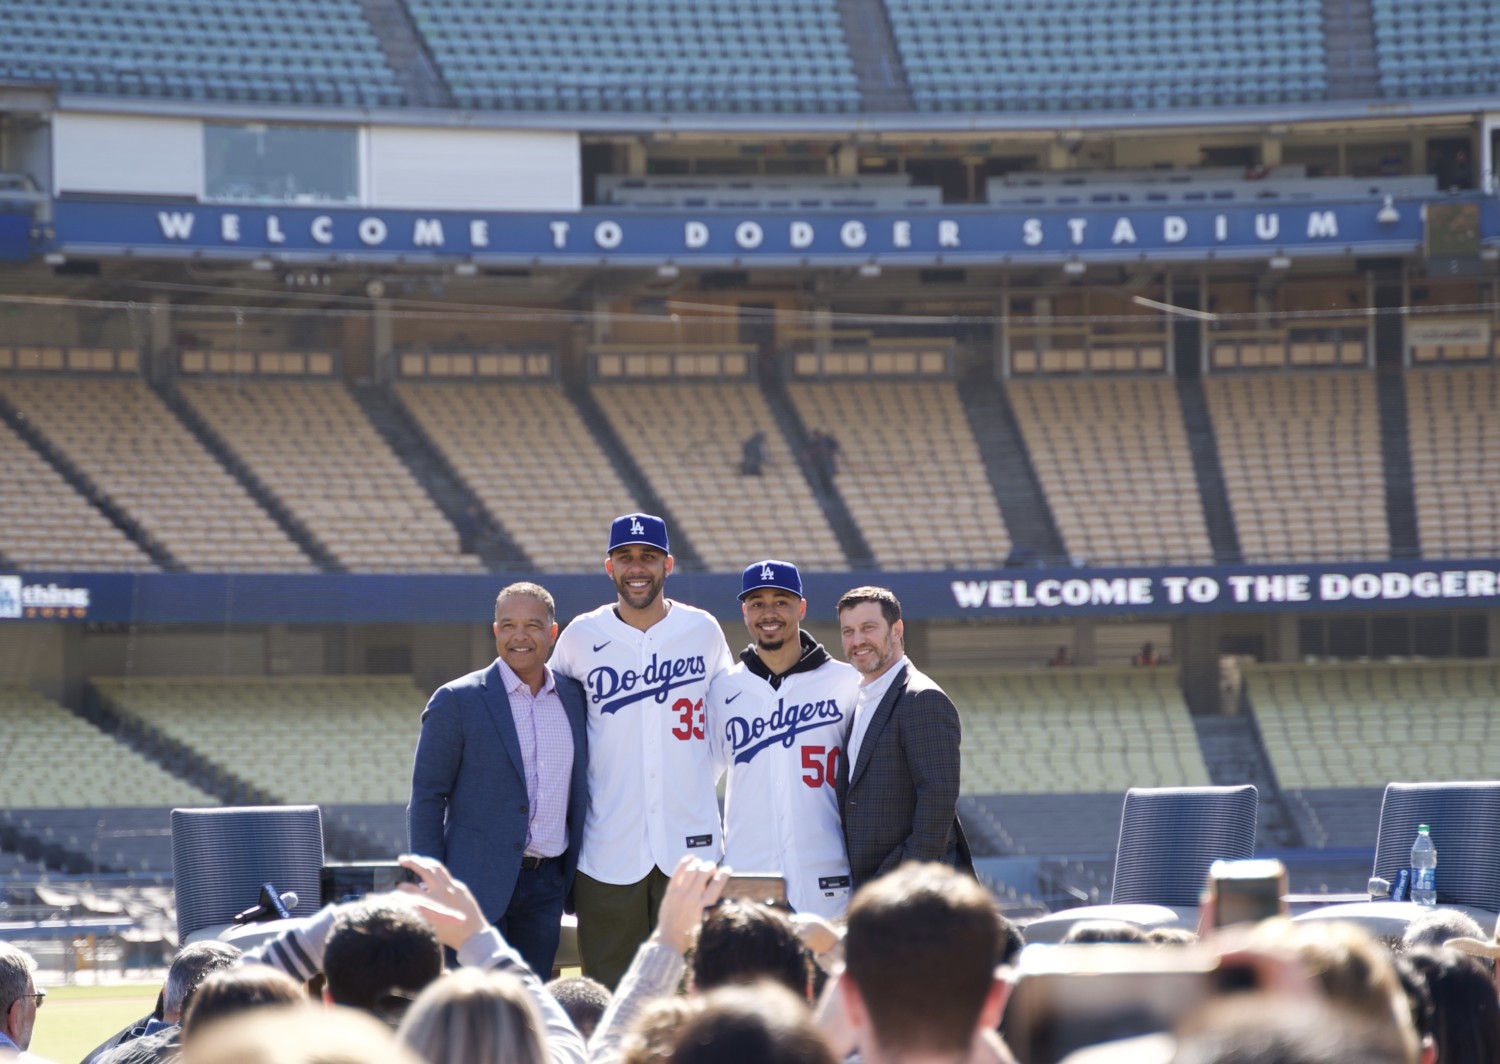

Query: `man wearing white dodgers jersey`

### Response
(549, 512, 732, 988)
(709, 559, 858, 919)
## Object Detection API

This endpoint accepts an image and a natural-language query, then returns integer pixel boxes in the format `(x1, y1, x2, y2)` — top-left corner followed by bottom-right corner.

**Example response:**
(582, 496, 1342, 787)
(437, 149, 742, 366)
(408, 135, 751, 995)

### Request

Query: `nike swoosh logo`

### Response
(592, 641, 611, 652)
(725, 692, 743, 704)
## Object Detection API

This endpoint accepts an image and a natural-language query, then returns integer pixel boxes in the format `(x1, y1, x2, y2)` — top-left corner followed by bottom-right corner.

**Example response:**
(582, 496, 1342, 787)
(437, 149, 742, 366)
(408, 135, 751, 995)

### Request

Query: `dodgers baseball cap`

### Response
(608, 512, 670, 554)
(739, 559, 803, 600)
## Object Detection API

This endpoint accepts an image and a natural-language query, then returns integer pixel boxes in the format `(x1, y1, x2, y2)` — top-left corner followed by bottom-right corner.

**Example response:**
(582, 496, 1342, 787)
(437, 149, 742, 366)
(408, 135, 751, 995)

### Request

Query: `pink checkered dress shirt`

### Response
(496, 657, 574, 859)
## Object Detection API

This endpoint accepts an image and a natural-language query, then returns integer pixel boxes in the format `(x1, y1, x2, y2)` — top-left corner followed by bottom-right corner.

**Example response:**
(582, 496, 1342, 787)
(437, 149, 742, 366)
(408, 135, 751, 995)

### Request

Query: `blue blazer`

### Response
(407, 660, 590, 922)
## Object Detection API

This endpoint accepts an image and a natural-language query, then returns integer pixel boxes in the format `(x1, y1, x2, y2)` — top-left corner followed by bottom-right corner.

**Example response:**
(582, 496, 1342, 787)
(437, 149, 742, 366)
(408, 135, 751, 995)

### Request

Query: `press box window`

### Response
(204, 124, 358, 205)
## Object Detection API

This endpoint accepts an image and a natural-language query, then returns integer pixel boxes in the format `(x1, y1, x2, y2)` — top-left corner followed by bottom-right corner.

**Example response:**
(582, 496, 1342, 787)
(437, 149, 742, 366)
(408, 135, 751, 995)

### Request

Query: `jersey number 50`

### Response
(801, 745, 840, 788)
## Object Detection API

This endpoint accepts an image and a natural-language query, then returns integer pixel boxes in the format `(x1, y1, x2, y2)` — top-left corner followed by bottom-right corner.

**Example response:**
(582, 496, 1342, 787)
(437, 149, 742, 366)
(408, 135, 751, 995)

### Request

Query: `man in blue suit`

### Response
(408, 581, 589, 977)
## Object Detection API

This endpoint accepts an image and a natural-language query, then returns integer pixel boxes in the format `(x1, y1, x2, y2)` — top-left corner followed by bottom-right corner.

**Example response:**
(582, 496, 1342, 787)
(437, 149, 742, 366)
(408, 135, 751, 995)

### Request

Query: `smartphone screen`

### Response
(320, 861, 419, 906)
(1210, 859, 1288, 930)
(719, 873, 789, 907)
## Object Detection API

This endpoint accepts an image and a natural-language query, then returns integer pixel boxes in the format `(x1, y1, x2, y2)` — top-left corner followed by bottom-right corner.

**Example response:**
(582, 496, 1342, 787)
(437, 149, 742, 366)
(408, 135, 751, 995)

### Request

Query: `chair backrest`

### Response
(172, 805, 324, 941)
(1111, 785, 1259, 905)
(1373, 781, 1500, 911)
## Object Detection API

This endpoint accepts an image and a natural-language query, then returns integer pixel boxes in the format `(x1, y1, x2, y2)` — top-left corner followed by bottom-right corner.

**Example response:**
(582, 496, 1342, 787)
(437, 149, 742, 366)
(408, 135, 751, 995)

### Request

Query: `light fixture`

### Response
(452, 261, 478, 277)
(858, 262, 882, 278)
(1481, 247, 1500, 262)
(1268, 255, 1292, 270)
(656, 264, 680, 279)
(1062, 260, 1087, 276)
(250, 256, 274, 271)
(1376, 195, 1400, 225)
(43, 252, 66, 266)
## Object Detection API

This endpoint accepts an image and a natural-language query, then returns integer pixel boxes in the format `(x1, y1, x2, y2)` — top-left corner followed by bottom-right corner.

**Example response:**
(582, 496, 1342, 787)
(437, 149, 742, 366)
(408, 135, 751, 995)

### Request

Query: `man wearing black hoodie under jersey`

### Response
(706, 560, 860, 919)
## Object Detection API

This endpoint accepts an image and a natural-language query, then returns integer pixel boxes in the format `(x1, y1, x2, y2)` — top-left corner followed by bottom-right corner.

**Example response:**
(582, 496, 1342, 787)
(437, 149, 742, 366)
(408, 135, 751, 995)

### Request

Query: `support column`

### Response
(1074, 618, 1098, 666)
(1269, 614, 1300, 663)
(145, 295, 173, 384)
(371, 298, 394, 382)
(1174, 614, 1223, 714)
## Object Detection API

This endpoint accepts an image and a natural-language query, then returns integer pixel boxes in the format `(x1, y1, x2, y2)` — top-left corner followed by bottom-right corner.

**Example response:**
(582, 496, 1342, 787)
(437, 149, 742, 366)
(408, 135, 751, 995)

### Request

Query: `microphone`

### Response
(232, 883, 299, 924)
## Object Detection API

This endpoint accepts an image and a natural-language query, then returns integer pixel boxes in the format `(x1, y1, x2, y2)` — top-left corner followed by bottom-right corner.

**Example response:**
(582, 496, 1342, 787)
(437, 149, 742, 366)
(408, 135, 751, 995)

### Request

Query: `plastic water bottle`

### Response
(1410, 824, 1437, 908)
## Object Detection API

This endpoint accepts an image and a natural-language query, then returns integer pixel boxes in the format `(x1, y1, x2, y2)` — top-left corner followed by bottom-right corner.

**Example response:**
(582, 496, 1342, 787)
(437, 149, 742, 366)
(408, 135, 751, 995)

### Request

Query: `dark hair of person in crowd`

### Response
(667, 983, 834, 1064)
(998, 913, 1026, 965)
(1172, 994, 1411, 1064)
(690, 900, 812, 999)
(1402, 909, 1488, 966)
(182, 966, 305, 1042)
(1401, 947, 1500, 1064)
(1146, 927, 1199, 947)
(844, 863, 1003, 1058)
(544, 975, 611, 1041)
(321, 901, 443, 1026)
(1390, 953, 1435, 1057)
(1060, 920, 1151, 946)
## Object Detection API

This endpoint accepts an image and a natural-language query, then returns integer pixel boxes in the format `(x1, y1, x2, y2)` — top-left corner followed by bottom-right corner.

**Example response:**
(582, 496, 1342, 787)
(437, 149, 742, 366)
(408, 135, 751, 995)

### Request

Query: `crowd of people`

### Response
(9, 854, 1500, 1064)
(5, 510, 1498, 1063)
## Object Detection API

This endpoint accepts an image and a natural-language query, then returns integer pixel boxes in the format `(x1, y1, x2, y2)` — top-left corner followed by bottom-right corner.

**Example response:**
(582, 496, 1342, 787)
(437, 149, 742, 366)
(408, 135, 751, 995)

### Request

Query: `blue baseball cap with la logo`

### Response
(739, 559, 803, 600)
(608, 513, 670, 554)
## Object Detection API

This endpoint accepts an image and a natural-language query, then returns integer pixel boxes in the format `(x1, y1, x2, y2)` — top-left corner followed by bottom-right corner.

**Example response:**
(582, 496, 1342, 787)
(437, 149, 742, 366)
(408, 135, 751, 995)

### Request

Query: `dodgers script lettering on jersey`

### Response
(726, 696, 844, 764)
(587, 652, 708, 715)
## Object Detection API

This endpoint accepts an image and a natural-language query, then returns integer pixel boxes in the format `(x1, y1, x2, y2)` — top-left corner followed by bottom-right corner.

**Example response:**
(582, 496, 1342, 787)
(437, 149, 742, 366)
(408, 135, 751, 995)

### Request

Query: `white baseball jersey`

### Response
(552, 599, 733, 885)
(709, 644, 858, 918)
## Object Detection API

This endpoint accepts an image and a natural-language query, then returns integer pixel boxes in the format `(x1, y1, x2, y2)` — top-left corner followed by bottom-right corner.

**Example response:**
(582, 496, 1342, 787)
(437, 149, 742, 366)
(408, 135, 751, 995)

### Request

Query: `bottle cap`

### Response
(1418, 823, 1430, 833)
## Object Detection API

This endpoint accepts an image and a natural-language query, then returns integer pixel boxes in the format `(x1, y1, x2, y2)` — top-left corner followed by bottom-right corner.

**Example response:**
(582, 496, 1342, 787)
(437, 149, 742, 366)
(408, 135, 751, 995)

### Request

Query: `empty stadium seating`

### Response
(1205, 372, 1388, 563)
(0, 419, 154, 572)
(0, 682, 214, 810)
(93, 676, 425, 806)
(395, 381, 636, 573)
(886, 0, 1329, 112)
(939, 666, 1212, 795)
(1009, 377, 1213, 566)
(0, 0, 403, 106)
(1372, 0, 1500, 99)
(0, 378, 315, 573)
(1248, 661, 1500, 791)
(1405, 364, 1500, 559)
(178, 380, 484, 573)
(592, 381, 847, 571)
(407, 0, 860, 113)
(787, 381, 1011, 569)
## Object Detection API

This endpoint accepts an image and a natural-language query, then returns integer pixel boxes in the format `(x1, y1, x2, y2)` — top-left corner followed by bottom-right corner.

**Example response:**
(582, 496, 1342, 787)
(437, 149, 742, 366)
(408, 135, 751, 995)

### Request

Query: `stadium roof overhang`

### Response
(46, 90, 1500, 139)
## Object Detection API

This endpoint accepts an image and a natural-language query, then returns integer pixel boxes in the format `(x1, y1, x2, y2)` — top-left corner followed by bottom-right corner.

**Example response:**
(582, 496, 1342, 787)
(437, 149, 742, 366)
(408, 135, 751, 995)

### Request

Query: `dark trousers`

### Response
(497, 857, 568, 978)
(572, 866, 671, 990)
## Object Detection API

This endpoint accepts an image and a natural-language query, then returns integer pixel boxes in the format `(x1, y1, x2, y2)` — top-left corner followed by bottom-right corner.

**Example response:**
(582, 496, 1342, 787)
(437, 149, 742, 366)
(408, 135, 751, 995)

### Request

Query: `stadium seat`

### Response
(886, 0, 1329, 112)
(0, 0, 404, 105)
(407, 0, 859, 113)
(1021, 785, 1259, 942)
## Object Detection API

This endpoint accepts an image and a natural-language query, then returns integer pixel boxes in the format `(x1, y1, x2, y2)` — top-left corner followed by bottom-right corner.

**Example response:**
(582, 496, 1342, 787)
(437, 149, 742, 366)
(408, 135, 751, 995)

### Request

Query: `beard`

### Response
(756, 631, 791, 652)
(614, 570, 665, 611)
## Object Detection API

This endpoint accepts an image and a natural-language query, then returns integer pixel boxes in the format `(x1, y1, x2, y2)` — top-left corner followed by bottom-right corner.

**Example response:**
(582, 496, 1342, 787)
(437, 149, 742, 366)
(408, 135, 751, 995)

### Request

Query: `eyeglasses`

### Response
(12, 987, 44, 1009)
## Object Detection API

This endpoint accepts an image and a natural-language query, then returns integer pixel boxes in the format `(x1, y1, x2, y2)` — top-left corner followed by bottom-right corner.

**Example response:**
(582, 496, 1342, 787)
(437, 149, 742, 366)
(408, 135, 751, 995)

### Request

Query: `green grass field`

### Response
(32, 984, 159, 1064)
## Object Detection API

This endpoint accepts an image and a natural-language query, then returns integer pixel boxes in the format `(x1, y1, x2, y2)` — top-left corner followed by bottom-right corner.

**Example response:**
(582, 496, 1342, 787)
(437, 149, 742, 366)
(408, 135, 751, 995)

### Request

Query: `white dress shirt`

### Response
(846, 655, 909, 771)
